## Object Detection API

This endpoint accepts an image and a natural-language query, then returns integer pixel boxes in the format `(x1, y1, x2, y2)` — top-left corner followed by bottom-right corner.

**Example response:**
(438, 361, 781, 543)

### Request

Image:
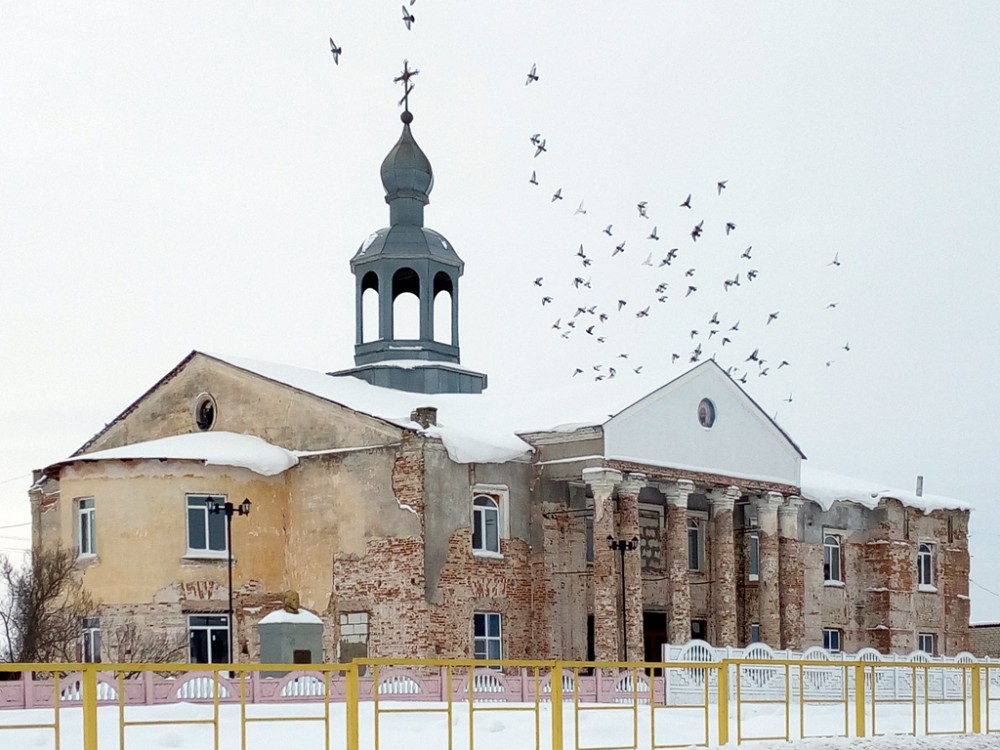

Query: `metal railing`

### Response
(0, 658, 997, 749)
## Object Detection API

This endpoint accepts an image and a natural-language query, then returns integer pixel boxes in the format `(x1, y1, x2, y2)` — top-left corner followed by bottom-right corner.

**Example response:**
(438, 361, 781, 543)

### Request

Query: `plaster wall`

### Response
(604, 366, 800, 486)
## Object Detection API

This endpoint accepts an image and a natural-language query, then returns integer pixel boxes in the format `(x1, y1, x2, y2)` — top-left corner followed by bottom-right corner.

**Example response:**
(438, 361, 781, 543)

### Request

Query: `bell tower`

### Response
(331, 63, 487, 394)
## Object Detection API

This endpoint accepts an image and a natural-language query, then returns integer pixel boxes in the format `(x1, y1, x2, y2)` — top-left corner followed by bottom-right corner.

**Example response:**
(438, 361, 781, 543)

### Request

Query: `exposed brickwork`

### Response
(588, 470, 620, 661)
(755, 493, 782, 647)
(664, 481, 693, 644)
(708, 488, 738, 646)
(778, 498, 804, 649)
(618, 474, 644, 662)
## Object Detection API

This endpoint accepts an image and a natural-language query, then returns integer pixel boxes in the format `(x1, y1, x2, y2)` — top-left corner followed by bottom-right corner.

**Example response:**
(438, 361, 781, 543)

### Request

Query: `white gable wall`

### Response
(604, 364, 801, 486)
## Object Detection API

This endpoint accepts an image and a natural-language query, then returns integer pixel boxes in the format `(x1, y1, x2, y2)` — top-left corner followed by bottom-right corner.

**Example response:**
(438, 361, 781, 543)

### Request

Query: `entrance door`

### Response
(643, 611, 668, 663)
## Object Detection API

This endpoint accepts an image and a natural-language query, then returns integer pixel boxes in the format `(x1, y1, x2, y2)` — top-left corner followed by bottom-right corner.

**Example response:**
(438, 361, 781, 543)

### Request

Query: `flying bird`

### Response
(767, 311, 780, 325)
(530, 133, 542, 145)
(551, 318, 561, 329)
(603, 224, 613, 236)
(717, 180, 727, 194)
(843, 342, 851, 351)
(636, 307, 650, 318)
(541, 296, 552, 305)
(730, 320, 740, 331)
(691, 220, 703, 241)
(401, 5, 415, 29)
(633, 366, 643, 374)
(529, 170, 538, 185)
(671, 353, 680, 363)
(725, 222, 736, 235)
(617, 299, 627, 311)
(575, 201, 587, 215)
(784, 393, 793, 403)
(685, 268, 696, 277)
(551, 188, 563, 202)
(533, 277, 543, 286)
(525, 63, 539, 86)
(709, 312, 720, 325)
(641, 253, 653, 267)
(741, 246, 752, 259)
(746, 348, 759, 362)
(680, 194, 692, 209)
(613, 241, 626, 256)
(637, 201, 648, 218)
(573, 368, 583, 377)
(747, 269, 759, 280)
(827, 302, 838, 309)
(329, 38, 342, 64)
(576, 244, 587, 258)
(534, 139, 547, 157)
(648, 226, 659, 241)
(686, 285, 697, 297)
(778, 360, 791, 369)
(828, 252, 841, 267)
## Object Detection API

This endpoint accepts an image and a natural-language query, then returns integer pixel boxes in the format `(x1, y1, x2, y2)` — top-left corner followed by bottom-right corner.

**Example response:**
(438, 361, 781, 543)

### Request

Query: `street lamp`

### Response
(607, 535, 639, 662)
(209, 498, 251, 665)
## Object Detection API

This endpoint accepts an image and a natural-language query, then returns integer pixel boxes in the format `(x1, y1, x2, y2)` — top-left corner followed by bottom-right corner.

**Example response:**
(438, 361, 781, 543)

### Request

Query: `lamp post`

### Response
(607, 535, 639, 662)
(209, 498, 251, 665)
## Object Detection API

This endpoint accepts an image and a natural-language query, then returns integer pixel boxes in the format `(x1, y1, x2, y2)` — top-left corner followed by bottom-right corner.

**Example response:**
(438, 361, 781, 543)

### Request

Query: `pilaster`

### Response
(778, 496, 804, 649)
(663, 479, 695, 644)
(618, 473, 645, 661)
(584, 468, 622, 662)
(753, 491, 783, 647)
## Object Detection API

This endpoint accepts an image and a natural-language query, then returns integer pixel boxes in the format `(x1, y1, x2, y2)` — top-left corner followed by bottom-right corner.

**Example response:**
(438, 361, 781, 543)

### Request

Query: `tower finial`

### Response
(393, 59, 419, 121)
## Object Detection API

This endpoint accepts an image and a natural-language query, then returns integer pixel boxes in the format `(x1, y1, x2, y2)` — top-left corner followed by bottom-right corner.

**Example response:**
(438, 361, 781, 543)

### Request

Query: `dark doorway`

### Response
(643, 611, 668, 663)
(691, 619, 708, 642)
(586, 615, 595, 662)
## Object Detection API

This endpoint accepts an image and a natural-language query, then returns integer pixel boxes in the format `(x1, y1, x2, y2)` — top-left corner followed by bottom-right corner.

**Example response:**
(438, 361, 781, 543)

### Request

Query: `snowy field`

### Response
(1, 700, 999, 749)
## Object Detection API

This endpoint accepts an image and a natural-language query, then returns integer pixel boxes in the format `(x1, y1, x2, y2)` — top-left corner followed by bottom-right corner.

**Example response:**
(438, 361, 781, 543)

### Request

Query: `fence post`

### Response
(550, 662, 563, 750)
(717, 661, 729, 746)
(346, 664, 360, 750)
(82, 664, 99, 750)
(972, 665, 982, 734)
(854, 664, 866, 738)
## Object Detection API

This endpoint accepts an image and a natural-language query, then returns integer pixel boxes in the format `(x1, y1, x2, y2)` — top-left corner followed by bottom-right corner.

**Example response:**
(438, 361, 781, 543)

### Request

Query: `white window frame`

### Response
(749, 622, 761, 644)
(188, 614, 230, 664)
(748, 532, 760, 581)
(823, 628, 842, 652)
(471, 485, 509, 558)
(186, 494, 228, 558)
(473, 612, 502, 662)
(823, 534, 843, 584)
(687, 515, 706, 572)
(917, 542, 936, 591)
(81, 616, 101, 663)
(917, 632, 936, 655)
(76, 497, 96, 558)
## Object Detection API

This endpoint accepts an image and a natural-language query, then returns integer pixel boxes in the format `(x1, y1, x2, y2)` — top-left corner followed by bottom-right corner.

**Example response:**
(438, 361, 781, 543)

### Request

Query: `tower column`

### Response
(379, 271, 394, 341)
(450, 272, 460, 348)
(708, 485, 740, 646)
(585, 468, 622, 662)
(778, 496, 805, 649)
(754, 492, 783, 647)
(663, 480, 694, 644)
(355, 276, 365, 345)
(618, 473, 645, 662)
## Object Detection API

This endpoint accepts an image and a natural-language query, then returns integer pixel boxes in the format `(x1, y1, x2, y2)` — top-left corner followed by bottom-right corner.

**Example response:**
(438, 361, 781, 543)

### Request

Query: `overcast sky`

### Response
(2, 3, 999, 621)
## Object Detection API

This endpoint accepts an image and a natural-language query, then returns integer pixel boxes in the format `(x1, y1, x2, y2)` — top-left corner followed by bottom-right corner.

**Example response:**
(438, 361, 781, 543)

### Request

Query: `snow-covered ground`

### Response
(1, 700, 998, 749)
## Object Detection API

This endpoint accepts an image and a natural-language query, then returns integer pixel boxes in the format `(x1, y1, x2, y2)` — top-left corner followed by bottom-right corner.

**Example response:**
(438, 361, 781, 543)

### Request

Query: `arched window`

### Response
(361, 271, 380, 343)
(433, 271, 453, 345)
(687, 518, 701, 571)
(472, 494, 500, 554)
(391, 267, 420, 339)
(918, 543, 934, 588)
(824, 535, 842, 583)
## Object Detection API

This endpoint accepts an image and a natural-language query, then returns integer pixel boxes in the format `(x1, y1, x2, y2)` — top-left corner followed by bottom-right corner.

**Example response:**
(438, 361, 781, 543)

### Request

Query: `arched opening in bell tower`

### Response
(433, 271, 453, 345)
(360, 271, 380, 343)
(392, 267, 421, 340)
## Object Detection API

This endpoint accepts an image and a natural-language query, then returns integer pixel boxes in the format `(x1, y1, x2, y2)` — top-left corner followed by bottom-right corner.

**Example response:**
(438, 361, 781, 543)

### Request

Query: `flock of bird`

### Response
(522, 61, 851, 403)
(328, 2, 418, 65)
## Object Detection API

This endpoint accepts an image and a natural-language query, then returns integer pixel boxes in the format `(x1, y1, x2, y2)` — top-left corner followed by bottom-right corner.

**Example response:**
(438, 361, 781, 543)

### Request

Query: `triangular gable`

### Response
(74, 351, 408, 457)
(603, 360, 804, 486)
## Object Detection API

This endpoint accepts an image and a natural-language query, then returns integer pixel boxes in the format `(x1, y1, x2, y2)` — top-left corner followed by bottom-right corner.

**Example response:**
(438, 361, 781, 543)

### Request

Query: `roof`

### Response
(800, 466, 971, 514)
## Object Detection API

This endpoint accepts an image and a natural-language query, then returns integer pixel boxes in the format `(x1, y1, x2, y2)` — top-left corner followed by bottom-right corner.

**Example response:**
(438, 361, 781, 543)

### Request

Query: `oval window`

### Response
(697, 398, 716, 428)
(194, 393, 216, 431)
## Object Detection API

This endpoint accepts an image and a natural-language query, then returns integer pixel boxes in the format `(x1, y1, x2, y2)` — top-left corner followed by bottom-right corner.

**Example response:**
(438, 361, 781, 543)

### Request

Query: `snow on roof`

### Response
(54, 431, 299, 477)
(258, 608, 323, 625)
(208, 353, 653, 463)
(801, 466, 971, 514)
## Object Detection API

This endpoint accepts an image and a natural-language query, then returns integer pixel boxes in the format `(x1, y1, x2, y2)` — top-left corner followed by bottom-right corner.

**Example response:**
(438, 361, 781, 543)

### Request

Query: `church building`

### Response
(30, 100, 972, 666)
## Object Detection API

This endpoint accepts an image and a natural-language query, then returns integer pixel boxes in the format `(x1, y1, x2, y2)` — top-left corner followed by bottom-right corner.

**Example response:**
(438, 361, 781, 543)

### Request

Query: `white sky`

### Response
(2, 3, 998, 619)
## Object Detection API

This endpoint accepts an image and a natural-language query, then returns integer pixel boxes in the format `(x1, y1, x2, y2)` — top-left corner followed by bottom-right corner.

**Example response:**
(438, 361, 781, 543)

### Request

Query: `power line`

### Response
(970, 578, 1000, 598)
(0, 523, 30, 530)
(0, 473, 30, 486)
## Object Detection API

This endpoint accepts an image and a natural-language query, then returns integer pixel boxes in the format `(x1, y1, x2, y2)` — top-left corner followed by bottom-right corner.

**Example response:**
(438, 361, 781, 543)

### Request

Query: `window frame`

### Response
(917, 542, 936, 591)
(185, 494, 229, 558)
(471, 485, 509, 558)
(473, 612, 502, 662)
(687, 517, 702, 572)
(76, 497, 96, 558)
(81, 616, 101, 663)
(917, 632, 936, 655)
(749, 622, 761, 644)
(823, 628, 842, 653)
(748, 532, 760, 581)
(823, 534, 843, 584)
(187, 614, 230, 664)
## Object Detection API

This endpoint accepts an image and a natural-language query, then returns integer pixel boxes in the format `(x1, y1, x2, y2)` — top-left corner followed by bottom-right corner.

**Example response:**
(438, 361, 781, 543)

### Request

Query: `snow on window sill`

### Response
(76, 553, 99, 566)
(824, 579, 846, 588)
(748, 574, 759, 582)
(183, 551, 230, 562)
(918, 583, 938, 593)
(472, 549, 504, 560)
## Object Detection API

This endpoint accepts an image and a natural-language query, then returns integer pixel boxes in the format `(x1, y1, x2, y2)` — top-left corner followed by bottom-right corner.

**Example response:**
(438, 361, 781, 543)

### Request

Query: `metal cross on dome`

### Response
(394, 59, 419, 112)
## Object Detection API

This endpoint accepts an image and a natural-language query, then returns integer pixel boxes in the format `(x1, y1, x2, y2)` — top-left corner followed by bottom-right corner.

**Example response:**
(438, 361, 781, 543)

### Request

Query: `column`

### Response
(709, 485, 740, 647)
(584, 468, 622, 662)
(663, 479, 694, 644)
(753, 492, 783, 647)
(778, 496, 804, 649)
(618, 473, 645, 662)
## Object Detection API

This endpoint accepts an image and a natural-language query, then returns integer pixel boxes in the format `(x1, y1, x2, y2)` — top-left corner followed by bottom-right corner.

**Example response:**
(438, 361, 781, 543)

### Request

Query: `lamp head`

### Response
(238, 498, 252, 517)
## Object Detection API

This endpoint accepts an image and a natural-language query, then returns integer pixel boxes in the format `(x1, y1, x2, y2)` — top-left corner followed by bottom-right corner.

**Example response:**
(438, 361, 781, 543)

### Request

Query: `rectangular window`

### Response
(748, 532, 759, 581)
(823, 628, 842, 652)
(687, 519, 701, 571)
(471, 486, 508, 557)
(77, 497, 96, 556)
(749, 622, 761, 644)
(81, 616, 101, 663)
(585, 516, 594, 564)
(339, 612, 370, 664)
(691, 619, 707, 641)
(188, 614, 230, 664)
(473, 612, 502, 661)
(917, 632, 935, 655)
(186, 495, 227, 555)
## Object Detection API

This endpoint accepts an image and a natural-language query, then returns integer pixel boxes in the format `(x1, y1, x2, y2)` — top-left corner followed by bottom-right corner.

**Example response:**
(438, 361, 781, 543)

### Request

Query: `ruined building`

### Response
(30, 104, 971, 666)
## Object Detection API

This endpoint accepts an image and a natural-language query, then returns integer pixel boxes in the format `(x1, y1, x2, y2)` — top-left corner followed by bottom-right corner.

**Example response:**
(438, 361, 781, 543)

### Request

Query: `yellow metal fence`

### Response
(0, 658, 997, 749)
